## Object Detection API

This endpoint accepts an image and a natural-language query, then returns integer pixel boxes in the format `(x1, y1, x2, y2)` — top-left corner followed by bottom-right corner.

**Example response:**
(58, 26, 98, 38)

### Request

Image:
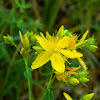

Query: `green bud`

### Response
(76, 35, 98, 52)
(23, 34, 30, 49)
(27, 32, 36, 43)
(81, 93, 94, 100)
(27, 32, 33, 39)
(69, 78, 80, 85)
(87, 45, 98, 52)
(3, 35, 14, 45)
(32, 46, 44, 51)
(57, 25, 64, 37)
(31, 34, 36, 43)
(76, 69, 89, 78)
(79, 77, 89, 83)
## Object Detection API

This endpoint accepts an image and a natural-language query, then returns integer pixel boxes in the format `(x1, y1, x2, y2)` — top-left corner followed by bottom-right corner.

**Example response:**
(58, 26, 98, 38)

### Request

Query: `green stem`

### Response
(28, 79, 31, 100)
(13, 42, 20, 52)
(24, 56, 31, 100)
(47, 72, 53, 89)
(40, 69, 55, 100)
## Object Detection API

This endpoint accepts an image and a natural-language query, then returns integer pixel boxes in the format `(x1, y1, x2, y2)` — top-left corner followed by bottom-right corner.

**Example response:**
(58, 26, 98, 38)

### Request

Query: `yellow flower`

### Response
(67, 30, 89, 69)
(63, 92, 73, 100)
(31, 31, 83, 73)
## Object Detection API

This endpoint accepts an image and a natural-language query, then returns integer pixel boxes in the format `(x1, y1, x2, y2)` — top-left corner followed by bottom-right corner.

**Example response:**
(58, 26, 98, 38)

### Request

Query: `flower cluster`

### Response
(31, 26, 90, 73)
(31, 25, 97, 99)
(3, 25, 97, 100)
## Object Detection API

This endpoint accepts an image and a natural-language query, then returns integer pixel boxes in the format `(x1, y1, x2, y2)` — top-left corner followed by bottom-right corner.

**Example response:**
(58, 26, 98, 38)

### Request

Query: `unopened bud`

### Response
(3, 35, 14, 45)
(19, 31, 23, 44)
(79, 77, 89, 83)
(63, 92, 73, 100)
(57, 25, 64, 37)
(23, 34, 29, 49)
(82, 93, 94, 100)
(27, 32, 36, 43)
(87, 45, 98, 52)
(30, 34, 36, 43)
(69, 78, 80, 85)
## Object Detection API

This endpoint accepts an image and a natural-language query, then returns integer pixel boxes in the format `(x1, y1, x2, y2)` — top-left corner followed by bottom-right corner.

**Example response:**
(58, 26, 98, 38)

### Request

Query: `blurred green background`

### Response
(0, 0, 100, 100)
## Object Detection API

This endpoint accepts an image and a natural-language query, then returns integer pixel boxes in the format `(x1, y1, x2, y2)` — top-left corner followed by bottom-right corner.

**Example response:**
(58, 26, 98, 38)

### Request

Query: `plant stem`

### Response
(13, 42, 20, 52)
(28, 79, 31, 100)
(47, 69, 55, 89)
(24, 56, 31, 100)
(40, 69, 55, 100)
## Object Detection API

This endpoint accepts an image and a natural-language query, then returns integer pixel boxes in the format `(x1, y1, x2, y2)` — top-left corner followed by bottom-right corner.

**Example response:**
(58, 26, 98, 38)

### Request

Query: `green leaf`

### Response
(24, 69, 32, 80)
(44, 89, 54, 100)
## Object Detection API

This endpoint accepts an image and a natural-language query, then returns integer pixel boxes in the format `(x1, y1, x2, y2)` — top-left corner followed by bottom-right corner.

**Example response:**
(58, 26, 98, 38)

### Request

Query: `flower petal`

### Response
(31, 51, 52, 69)
(51, 53, 65, 73)
(35, 34, 48, 50)
(60, 49, 83, 58)
(63, 92, 73, 100)
(57, 36, 69, 48)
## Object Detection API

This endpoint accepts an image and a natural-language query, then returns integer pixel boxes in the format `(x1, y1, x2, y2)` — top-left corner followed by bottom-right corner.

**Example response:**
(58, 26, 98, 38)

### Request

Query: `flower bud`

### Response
(23, 34, 29, 49)
(87, 45, 98, 52)
(3, 35, 14, 45)
(63, 92, 73, 100)
(30, 34, 36, 43)
(57, 25, 64, 37)
(19, 31, 23, 44)
(19, 31, 30, 49)
(69, 78, 80, 85)
(81, 93, 94, 100)
(27, 32, 36, 43)
(79, 77, 89, 83)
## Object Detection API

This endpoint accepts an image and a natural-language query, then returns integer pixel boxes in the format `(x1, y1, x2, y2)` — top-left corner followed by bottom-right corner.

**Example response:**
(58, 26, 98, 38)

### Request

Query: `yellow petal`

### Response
(46, 32, 52, 40)
(77, 57, 87, 69)
(57, 36, 69, 48)
(35, 35, 48, 50)
(76, 30, 89, 47)
(60, 49, 83, 58)
(51, 53, 65, 73)
(31, 51, 52, 69)
(63, 92, 73, 100)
